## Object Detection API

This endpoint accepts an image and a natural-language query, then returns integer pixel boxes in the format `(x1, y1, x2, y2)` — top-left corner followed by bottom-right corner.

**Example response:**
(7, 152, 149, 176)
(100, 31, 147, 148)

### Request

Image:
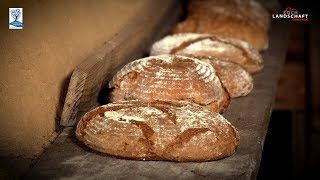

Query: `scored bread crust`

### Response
(172, 0, 270, 51)
(150, 33, 263, 74)
(76, 100, 240, 162)
(109, 55, 230, 113)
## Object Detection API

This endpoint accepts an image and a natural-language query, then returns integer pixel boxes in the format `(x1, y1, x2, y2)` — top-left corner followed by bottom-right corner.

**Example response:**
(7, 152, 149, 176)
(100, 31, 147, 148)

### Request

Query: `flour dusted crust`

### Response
(150, 33, 263, 74)
(76, 100, 240, 162)
(202, 59, 253, 97)
(172, 0, 270, 51)
(109, 55, 230, 113)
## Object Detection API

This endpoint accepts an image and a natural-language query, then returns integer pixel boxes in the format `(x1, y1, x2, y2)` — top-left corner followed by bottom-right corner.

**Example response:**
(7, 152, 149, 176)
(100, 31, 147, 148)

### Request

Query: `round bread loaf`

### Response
(172, 0, 270, 51)
(150, 33, 263, 74)
(76, 100, 240, 162)
(109, 55, 230, 113)
(203, 59, 253, 98)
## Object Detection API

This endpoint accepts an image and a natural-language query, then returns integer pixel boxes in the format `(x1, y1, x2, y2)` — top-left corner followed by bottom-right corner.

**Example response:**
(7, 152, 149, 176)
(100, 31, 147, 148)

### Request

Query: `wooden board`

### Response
(26, 20, 290, 179)
(60, 0, 183, 126)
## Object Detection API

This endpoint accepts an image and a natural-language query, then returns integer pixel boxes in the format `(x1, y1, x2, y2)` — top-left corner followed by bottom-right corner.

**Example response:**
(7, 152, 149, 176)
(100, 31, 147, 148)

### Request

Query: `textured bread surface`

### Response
(203, 59, 253, 97)
(150, 33, 263, 74)
(172, 0, 270, 51)
(109, 55, 230, 112)
(76, 100, 240, 162)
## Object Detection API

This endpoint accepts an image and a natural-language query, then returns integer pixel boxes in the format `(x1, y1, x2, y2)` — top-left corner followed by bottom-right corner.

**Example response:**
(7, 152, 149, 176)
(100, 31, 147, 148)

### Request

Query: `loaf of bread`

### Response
(76, 100, 240, 162)
(203, 59, 253, 97)
(109, 55, 230, 113)
(172, 0, 270, 51)
(150, 33, 263, 74)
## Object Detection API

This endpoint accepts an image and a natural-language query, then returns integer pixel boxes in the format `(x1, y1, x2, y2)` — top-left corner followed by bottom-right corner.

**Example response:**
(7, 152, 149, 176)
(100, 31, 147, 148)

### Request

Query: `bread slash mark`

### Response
(164, 128, 211, 154)
(148, 102, 177, 124)
(169, 35, 254, 66)
(130, 120, 160, 159)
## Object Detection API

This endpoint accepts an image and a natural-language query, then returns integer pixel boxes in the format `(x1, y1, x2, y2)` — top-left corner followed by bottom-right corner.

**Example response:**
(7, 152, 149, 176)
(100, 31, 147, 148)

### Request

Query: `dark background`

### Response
(258, 0, 320, 179)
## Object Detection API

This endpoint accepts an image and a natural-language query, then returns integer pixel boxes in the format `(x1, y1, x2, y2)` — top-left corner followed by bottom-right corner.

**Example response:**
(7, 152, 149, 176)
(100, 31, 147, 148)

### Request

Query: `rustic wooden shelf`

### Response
(26, 3, 290, 179)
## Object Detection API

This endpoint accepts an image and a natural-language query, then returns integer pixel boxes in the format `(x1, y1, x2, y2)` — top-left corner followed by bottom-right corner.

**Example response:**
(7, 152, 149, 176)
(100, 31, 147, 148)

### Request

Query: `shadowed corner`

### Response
(0, 152, 36, 179)
(55, 73, 73, 132)
(97, 83, 114, 105)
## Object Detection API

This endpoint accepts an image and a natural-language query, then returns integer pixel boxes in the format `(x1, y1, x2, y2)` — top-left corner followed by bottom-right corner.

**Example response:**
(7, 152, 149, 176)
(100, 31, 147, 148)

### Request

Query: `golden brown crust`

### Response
(172, 0, 270, 51)
(150, 33, 263, 74)
(202, 59, 253, 97)
(76, 100, 240, 162)
(109, 55, 230, 113)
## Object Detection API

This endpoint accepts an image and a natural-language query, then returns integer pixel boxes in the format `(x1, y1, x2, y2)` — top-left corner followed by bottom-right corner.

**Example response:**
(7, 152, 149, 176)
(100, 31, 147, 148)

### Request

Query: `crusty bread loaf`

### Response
(76, 100, 240, 162)
(109, 55, 230, 113)
(202, 59, 253, 97)
(150, 33, 263, 74)
(172, 0, 270, 51)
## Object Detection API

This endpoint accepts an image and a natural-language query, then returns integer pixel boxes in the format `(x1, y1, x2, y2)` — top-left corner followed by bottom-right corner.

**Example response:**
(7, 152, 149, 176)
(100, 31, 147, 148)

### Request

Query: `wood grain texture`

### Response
(60, 0, 183, 126)
(27, 20, 290, 179)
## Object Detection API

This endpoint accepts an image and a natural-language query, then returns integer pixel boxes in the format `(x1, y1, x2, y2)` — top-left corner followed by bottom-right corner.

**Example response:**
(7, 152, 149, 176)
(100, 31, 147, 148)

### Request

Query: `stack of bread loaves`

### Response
(76, 0, 270, 162)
